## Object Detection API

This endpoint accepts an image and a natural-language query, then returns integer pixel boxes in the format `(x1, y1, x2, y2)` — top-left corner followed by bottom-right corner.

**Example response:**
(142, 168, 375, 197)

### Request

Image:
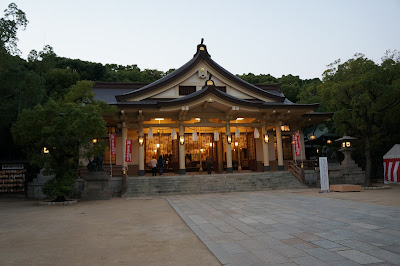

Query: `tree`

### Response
(0, 3, 28, 55)
(12, 81, 116, 201)
(320, 52, 400, 185)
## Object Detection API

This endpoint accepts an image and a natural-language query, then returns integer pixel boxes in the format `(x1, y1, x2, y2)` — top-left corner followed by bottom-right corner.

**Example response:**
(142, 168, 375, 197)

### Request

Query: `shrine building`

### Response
(93, 41, 331, 177)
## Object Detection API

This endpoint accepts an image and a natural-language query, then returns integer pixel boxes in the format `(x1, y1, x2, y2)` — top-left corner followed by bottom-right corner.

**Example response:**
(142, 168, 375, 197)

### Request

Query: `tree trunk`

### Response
(364, 135, 372, 186)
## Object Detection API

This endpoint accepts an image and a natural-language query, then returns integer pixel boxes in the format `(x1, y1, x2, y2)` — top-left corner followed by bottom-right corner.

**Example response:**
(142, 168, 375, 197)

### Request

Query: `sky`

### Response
(4, 0, 400, 79)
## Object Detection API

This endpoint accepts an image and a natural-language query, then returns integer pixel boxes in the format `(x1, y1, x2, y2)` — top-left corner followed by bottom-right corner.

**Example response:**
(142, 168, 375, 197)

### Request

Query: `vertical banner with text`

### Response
(294, 131, 301, 157)
(109, 133, 116, 156)
(125, 139, 132, 162)
(319, 157, 329, 191)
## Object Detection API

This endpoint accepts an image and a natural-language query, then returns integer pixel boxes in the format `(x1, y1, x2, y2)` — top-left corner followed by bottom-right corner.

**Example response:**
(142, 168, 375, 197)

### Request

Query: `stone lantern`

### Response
(335, 135, 357, 168)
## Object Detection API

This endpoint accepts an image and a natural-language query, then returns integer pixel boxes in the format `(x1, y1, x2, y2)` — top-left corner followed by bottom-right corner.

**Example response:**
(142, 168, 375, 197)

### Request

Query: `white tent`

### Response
(383, 144, 400, 183)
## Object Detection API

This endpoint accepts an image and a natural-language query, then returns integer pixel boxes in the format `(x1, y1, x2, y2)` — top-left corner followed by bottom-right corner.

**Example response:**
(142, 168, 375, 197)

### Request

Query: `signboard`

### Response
(109, 133, 116, 156)
(294, 131, 301, 157)
(125, 139, 132, 162)
(319, 157, 329, 191)
(2, 164, 24, 170)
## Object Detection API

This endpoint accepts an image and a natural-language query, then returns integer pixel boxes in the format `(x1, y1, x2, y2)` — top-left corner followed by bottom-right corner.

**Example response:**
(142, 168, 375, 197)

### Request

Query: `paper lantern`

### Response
(214, 130, 219, 141)
(148, 128, 153, 139)
(171, 128, 177, 140)
(235, 128, 240, 138)
(254, 128, 260, 138)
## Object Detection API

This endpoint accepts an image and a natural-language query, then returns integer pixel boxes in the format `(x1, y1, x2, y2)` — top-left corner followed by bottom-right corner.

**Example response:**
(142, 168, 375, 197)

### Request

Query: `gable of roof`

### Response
(115, 43, 285, 102)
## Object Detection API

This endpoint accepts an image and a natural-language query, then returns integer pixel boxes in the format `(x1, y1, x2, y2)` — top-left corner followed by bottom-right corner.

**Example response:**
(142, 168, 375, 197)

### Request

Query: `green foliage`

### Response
(320, 51, 400, 183)
(42, 170, 76, 201)
(0, 3, 28, 55)
(237, 73, 278, 84)
(12, 81, 116, 200)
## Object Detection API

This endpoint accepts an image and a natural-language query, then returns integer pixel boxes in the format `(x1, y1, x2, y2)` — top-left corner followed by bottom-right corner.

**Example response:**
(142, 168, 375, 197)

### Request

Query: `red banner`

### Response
(125, 139, 132, 162)
(294, 131, 301, 157)
(109, 133, 116, 156)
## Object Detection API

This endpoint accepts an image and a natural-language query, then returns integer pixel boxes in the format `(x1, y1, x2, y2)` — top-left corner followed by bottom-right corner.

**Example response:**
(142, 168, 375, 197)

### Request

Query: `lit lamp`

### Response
(335, 134, 357, 167)
(310, 135, 316, 140)
(281, 125, 290, 132)
(179, 135, 185, 145)
(43, 147, 49, 154)
(264, 134, 269, 143)
(92, 139, 97, 144)
(156, 143, 160, 148)
(235, 142, 239, 147)
(227, 135, 232, 144)
(209, 143, 213, 147)
(138, 136, 144, 146)
(327, 139, 332, 144)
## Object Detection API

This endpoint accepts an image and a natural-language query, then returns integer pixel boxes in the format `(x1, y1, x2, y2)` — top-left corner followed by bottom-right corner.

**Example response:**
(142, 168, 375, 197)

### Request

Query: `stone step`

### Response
(126, 172, 306, 197)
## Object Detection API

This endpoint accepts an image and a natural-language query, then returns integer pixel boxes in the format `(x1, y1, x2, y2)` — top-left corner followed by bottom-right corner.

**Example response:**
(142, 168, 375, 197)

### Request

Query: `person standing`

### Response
(206, 155, 212, 174)
(150, 156, 157, 176)
(158, 155, 164, 175)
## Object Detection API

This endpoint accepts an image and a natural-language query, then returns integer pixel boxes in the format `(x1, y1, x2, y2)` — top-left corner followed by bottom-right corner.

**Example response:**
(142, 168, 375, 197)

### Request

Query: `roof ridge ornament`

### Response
(206, 73, 214, 86)
(201, 38, 204, 44)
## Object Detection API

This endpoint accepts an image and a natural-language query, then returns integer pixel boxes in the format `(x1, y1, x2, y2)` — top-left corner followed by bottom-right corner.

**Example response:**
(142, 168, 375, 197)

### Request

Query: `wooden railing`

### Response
(288, 161, 305, 183)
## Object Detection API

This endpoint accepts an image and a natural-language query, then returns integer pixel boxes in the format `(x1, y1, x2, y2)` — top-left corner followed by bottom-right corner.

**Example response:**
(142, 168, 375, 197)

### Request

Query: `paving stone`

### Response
(292, 232, 324, 241)
(303, 247, 346, 262)
(363, 248, 400, 265)
(351, 222, 382, 230)
(290, 255, 331, 266)
(281, 238, 318, 249)
(231, 252, 265, 265)
(381, 244, 400, 255)
(202, 240, 236, 265)
(251, 249, 292, 264)
(336, 249, 384, 264)
(336, 239, 380, 251)
(219, 242, 249, 255)
(315, 232, 350, 241)
(330, 259, 366, 266)
(267, 231, 295, 240)
(216, 224, 238, 233)
(270, 243, 308, 258)
(312, 240, 344, 249)
(226, 231, 251, 241)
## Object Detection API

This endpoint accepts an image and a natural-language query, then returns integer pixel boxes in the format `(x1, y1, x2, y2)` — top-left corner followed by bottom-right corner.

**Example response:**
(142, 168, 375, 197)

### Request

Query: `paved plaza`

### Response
(168, 190, 400, 265)
(1, 186, 400, 265)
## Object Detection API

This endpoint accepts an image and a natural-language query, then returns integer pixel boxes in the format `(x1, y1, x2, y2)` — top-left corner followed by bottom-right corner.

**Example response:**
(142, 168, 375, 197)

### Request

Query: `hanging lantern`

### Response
(193, 131, 198, 141)
(254, 128, 260, 138)
(214, 130, 219, 141)
(148, 128, 153, 139)
(171, 128, 177, 140)
(235, 128, 240, 138)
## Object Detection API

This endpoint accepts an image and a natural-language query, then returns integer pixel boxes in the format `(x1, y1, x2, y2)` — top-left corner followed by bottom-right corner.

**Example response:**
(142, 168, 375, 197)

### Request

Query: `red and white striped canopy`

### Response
(384, 145, 400, 183)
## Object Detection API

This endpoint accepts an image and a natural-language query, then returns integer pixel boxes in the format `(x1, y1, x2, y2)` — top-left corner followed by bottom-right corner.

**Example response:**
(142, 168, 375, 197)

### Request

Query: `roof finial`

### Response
(201, 38, 204, 44)
(208, 73, 212, 80)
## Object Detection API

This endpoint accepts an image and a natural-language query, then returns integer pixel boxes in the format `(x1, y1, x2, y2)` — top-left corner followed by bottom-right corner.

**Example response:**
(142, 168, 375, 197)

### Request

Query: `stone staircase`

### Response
(126, 171, 307, 197)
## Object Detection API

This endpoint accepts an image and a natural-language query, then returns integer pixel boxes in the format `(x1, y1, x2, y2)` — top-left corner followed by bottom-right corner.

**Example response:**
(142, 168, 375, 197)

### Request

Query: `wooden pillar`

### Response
(179, 123, 186, 175)
(121, 121, 127, 194)
(276, 122, 284, 171)
(138, 123, 145, 176)
(217, 132, 223, 172)
(226, 122, 233, 173)
(262, 123, 270, 171)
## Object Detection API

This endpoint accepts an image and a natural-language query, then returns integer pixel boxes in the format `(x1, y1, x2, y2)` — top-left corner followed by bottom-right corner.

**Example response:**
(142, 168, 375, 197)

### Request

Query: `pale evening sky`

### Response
(4, 0, 400, 80)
